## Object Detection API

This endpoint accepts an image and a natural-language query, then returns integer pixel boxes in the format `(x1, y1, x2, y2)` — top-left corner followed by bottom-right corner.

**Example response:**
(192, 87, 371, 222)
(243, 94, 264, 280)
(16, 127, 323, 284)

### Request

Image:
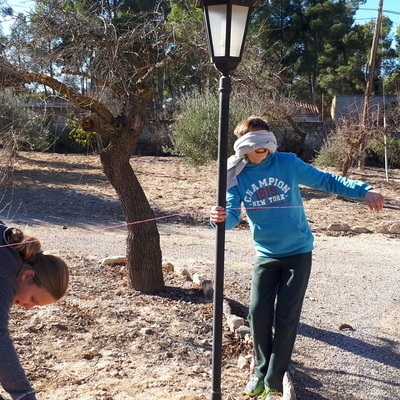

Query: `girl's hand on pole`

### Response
(210, 206, 227, 223)
(364, 190, 385, 211)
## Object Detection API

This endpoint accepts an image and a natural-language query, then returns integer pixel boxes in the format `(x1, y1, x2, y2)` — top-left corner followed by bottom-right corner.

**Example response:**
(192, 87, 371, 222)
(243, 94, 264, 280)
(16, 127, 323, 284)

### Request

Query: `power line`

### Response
(358, 8, 400, 16)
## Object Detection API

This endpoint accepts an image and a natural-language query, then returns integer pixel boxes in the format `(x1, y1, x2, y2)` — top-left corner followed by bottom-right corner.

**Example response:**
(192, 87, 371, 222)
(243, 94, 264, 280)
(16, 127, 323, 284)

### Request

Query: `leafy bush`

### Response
(169, 87, 326, 166)
(168, 89, 222, 166)
(368, 134, 400, 167)
(168, 88, 271, 166)
(67, 121, 106, 153)
(0, 89, 52, 151)
(313, 131, 348, 169)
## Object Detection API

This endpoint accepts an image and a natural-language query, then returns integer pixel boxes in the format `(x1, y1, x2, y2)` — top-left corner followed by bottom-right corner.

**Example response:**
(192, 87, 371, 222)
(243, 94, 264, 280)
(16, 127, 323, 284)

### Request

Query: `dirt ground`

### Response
(0, 152, 399, 400)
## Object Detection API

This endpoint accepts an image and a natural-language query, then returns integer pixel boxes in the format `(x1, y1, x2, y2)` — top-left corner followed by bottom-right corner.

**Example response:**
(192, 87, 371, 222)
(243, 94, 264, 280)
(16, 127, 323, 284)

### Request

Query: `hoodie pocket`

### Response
(252, 214, 311, 255)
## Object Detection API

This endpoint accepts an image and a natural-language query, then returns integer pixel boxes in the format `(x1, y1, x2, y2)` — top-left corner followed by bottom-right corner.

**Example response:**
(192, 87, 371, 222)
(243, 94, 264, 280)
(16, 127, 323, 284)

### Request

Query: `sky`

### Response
(1, 0, 399, 36)
(1, 0, 35, 34)
(356, 0, 400, 35)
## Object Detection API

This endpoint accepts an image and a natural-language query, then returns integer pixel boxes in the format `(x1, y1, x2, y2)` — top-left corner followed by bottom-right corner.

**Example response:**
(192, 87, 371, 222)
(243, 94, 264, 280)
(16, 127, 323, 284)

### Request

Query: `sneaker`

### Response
(244, 376, 265, 396)
(261, 388, 283, 400)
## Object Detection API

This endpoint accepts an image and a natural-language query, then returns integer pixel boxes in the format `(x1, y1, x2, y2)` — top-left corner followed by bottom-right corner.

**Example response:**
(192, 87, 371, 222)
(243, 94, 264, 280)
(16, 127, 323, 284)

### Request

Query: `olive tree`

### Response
(0, 0, 209, 293)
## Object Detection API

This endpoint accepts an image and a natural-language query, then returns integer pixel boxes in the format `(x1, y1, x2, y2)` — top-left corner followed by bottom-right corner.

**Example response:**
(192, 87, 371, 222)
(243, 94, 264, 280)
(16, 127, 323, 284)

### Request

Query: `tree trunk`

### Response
(341, 153, 352, 177)
(100, 131, 164, 293)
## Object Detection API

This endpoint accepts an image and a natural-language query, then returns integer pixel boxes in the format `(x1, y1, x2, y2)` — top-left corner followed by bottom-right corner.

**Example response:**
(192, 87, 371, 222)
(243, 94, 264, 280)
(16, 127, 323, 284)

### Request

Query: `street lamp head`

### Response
(197, 0, 254, 76)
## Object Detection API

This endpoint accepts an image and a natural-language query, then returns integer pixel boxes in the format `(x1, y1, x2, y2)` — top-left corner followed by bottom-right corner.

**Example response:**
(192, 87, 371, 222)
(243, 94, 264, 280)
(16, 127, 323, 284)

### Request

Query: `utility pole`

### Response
(359, 0, 384, 170)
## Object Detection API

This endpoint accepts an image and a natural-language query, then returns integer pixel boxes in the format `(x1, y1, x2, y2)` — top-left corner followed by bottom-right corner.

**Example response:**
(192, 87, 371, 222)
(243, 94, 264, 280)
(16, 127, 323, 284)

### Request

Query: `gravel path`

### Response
(7, 217, 400, 400)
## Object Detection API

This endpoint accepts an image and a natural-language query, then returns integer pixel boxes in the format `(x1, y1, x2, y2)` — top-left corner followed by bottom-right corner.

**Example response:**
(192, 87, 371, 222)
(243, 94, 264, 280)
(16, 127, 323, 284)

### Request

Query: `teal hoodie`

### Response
(224, 152, 372, 258)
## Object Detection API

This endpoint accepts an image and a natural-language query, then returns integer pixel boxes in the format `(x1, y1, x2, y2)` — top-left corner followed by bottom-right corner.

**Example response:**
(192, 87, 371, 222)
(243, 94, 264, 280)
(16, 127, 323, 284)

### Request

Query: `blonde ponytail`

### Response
(13, 235, 42, 263)
(6, 227, 69, 300)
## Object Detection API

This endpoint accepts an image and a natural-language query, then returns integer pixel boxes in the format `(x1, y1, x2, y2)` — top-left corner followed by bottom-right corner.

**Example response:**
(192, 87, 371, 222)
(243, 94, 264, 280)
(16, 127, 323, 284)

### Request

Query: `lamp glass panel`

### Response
(207, 4, 227, 57)
(230, 5, 249, 57)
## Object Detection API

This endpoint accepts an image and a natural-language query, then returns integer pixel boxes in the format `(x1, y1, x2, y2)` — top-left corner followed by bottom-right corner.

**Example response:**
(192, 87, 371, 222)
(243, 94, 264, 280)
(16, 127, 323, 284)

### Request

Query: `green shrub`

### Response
(168, 89, 222, 166)
(313, 130, 349, 169)
(169, 88, 325, 166)
(0, 90, 52, 151)
(368, 135, 400, 167)
(168, 89, 268, 166)
(67, 121, 106, 153)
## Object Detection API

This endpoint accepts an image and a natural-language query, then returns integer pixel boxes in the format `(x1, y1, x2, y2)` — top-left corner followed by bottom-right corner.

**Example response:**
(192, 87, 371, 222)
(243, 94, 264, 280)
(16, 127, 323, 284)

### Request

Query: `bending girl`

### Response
(0, 221, 69, 400)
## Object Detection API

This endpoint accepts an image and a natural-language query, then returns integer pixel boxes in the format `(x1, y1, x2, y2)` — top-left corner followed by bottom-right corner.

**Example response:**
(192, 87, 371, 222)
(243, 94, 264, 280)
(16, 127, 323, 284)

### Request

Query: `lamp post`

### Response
(196, 1, 254, 399)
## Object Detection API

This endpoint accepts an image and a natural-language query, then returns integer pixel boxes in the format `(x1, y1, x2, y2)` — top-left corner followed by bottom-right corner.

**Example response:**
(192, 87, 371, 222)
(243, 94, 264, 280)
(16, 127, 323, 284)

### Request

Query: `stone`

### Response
(140, 327, 154, 335)
(327, 223, 350, 231)
(351, 226, 371, 233)
(192, 273, 202, 285)
(192, 365, 204, 374)
(249, 357, 256, 372)
(88, 347, 100, 356)
(235, 325, 251, 339)
(223, 299, 232, 315)
(283, 371, 296, 400)
(376, 224, 390, 234)
(202, 280, 213, 299)
(237, 355, 249, 369)
(162, 262, 174, 273)
(339, 323, 354, 330)
(388, 223, 400, 234)
(226, 314, 244, 332)
(174, 267, 191, 280)
(99, 256, 126, 265)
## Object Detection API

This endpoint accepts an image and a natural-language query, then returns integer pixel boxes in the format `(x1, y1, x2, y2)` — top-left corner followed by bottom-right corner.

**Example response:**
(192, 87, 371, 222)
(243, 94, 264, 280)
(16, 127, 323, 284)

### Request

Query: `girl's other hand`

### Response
(364, 190, 385, 211)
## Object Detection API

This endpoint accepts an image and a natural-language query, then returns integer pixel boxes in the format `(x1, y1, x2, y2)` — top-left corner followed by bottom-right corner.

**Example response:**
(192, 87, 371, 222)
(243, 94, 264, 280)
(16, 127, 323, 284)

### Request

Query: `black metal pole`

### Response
(211, 74, 232, 400)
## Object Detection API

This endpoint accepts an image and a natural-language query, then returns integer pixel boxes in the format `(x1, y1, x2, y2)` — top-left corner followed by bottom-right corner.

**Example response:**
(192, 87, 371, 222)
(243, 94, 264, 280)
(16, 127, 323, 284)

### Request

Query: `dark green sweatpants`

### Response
(248, 252, 312, 392)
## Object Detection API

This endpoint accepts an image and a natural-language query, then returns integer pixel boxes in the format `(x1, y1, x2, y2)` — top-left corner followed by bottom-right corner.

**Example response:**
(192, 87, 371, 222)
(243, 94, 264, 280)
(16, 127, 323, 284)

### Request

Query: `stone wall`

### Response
(139, 120, 332, 156)
(298, 121, 331, 150)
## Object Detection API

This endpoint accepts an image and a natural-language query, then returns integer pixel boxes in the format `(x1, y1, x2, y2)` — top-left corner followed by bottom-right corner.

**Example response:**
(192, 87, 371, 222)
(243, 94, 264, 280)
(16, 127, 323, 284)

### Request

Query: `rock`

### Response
(339, 323, 354, 331)
(226, 314, 244, 332)
(235, 325, 251, 339)
(158, 374, 174, 382)
(174, 267, 192, 280)
(83, 347, 101, 359)
(188, 272, 213, 298)
(99, 256, 126, 265)
(140, 327, 154, 335)
(162, 262, 174, 273)
(237, 355, 249, 369)
(376, 224, 390, 234)
(283, 371, 296, 400)
(250, 356, 256, 372)
(192, 273, 202, 285)
(51, 323, 68, 331)
(351, 226, 371, 233)
(244, 333, 253, 344)
(201, 280, 213, 299)
(88, 347, 100, 356)
(192, 365, 204, 374)
(388, 223, 400, 234)
(109, 369, 120, 377)
(327, 223, 350, 231)
(223, 299, 232, 315)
